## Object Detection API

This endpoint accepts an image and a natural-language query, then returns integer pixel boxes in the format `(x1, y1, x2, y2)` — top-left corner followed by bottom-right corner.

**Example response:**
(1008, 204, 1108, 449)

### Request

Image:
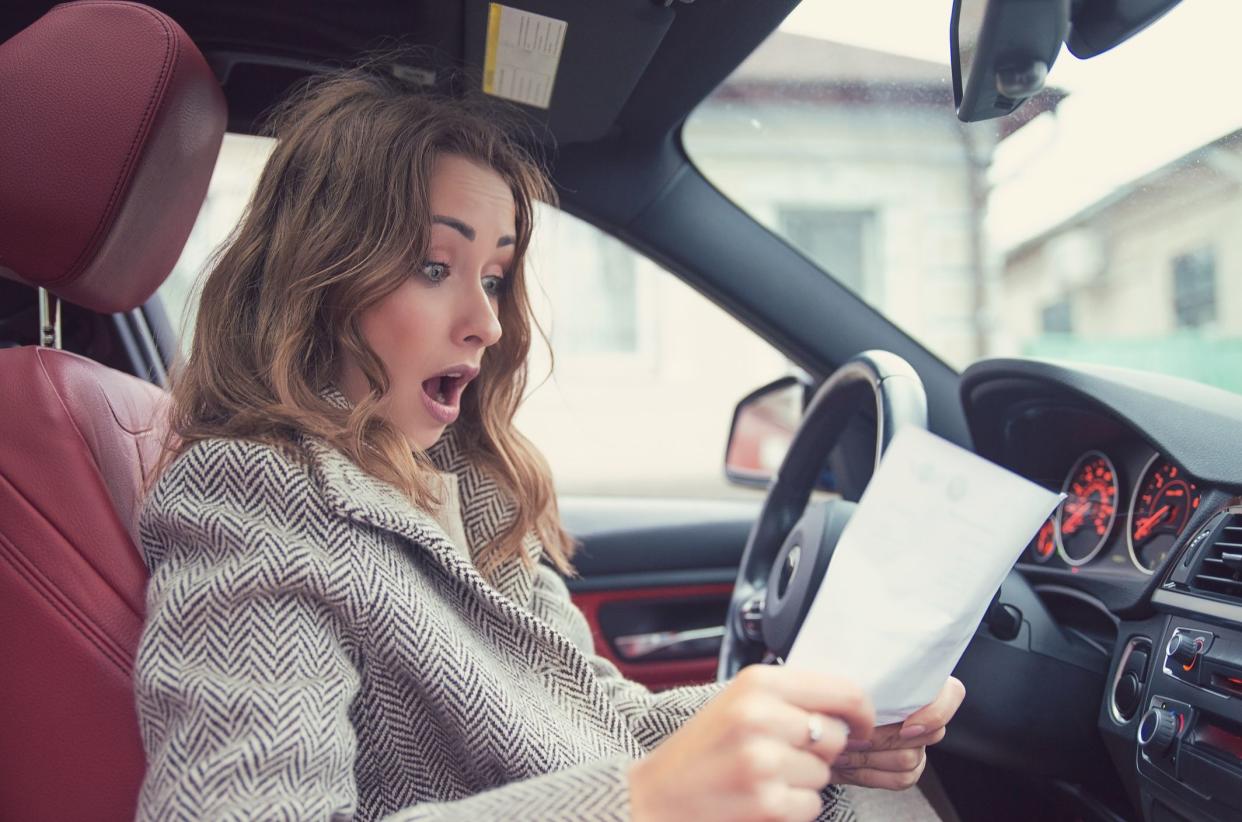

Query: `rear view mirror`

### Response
(1066, 0, 1181, 59)
(950, 0, 1183, 122)
(951, 0, 1069, 122)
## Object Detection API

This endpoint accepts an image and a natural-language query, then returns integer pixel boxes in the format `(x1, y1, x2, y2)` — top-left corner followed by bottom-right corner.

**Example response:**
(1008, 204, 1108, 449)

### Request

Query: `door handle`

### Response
(613, 626, 725, 661)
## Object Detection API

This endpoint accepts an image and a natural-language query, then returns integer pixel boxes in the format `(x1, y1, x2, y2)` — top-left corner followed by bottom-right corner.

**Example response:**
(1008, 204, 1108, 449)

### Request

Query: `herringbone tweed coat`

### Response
(133, 425, 858, 821)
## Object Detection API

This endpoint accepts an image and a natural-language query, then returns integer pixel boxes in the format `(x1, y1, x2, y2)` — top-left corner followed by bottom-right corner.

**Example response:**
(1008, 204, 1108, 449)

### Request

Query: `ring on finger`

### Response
(806, 713, 824, 745)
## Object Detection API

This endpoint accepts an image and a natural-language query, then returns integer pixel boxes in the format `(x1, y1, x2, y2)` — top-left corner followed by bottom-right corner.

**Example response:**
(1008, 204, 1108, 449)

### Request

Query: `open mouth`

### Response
(421, 373, 467, 407)
(419, 366, 478, 425)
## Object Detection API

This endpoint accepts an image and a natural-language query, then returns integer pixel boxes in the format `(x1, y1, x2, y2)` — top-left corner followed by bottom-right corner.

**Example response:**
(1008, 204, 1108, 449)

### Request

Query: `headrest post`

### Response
(38, 288, 62, 349)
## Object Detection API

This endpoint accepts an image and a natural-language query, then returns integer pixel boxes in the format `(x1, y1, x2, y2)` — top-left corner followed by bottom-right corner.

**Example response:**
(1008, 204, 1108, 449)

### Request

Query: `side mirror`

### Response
(724, 376, 807, 489)
(950, 0, 1069, 123)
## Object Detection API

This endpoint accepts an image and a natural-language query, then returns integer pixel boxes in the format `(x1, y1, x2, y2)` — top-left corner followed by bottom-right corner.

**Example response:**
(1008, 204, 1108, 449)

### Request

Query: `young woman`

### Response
(134, 65, 963, 822)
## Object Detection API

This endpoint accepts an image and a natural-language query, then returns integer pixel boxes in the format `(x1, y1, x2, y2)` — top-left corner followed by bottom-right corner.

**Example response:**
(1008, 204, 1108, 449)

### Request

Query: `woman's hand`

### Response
(629, 665, 875, 822)
(830, 676, 965, 791)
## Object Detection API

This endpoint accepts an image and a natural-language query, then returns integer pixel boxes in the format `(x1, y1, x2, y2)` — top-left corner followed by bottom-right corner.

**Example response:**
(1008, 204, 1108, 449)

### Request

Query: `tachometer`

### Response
(1056, 450, 1119, 566)
(1028, 516, 1057, 563)
(1127, 455, 1200, 574)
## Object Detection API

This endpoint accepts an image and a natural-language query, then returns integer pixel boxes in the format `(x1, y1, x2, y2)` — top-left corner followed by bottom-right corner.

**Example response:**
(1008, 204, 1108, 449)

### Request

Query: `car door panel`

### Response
(561, 497, 758, 689)
(572, 584, 731, 689)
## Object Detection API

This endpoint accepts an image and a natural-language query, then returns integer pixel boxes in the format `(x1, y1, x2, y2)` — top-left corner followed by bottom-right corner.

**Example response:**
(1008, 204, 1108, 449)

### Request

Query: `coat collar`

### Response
(305, 387, 539, 605)
(300, 389, 616, 718)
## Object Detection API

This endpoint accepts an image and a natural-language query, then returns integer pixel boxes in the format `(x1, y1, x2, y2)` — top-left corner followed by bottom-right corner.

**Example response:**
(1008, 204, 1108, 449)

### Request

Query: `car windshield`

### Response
(684, 1, 1242, 394)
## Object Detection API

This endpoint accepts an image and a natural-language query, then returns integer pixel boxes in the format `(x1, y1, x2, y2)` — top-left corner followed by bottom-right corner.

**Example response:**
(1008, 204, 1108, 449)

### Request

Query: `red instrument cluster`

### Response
(1056, 451, 1119, 566)
(1127, 456, 1201, 574)
(1025, 450, 1201, 573)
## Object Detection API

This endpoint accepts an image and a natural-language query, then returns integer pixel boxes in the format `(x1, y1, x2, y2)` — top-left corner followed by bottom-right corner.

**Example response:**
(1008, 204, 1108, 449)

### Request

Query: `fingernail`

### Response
(845, 738, 872, 751)
(899, 724, 926, 739)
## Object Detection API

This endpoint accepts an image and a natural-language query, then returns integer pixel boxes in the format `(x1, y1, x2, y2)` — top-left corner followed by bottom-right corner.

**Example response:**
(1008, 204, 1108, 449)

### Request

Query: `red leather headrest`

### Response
(0, 1, 225, 313)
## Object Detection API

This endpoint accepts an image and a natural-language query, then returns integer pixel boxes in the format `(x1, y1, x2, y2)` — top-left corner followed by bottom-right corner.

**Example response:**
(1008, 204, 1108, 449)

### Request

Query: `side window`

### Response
(161, 134, 275, 345)
(159, 135, 791, 500)
(557, 231, 641, 356)
(520, 207, 790, 498)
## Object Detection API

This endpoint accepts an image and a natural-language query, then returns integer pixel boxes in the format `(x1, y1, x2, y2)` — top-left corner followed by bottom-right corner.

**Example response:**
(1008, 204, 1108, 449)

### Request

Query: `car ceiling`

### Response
(4, 0, 797, 146)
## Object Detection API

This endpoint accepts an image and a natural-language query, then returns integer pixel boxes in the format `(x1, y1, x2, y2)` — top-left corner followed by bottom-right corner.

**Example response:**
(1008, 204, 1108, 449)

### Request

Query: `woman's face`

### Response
(339, 153, 516, 450)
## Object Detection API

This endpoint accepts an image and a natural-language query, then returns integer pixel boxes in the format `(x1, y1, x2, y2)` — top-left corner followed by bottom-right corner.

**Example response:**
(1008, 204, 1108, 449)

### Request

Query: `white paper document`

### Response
(786, 427, 1063, 724)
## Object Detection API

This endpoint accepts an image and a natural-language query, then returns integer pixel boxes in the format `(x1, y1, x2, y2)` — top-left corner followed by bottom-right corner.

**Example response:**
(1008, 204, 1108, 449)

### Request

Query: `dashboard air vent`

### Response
(1189, 514, 1242, 601)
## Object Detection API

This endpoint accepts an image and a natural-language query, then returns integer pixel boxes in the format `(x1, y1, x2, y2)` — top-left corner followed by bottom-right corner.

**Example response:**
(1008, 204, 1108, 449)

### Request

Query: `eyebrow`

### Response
(432, 215, 515, 248)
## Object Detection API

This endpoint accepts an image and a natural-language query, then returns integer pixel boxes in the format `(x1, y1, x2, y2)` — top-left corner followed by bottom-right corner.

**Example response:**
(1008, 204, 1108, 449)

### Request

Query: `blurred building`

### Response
(685, 34, 1015, 368)
(1001, 129, 1242, 392)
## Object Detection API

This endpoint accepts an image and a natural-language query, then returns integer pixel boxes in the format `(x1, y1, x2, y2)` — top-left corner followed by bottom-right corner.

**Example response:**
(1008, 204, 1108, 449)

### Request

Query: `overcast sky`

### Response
(778, 1, 1242, 250)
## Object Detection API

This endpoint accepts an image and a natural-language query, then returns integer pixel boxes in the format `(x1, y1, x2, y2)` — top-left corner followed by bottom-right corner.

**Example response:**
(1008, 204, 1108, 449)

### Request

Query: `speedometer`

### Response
(1056, 450, 1119, 566)
(1127, 455, 1200, 574)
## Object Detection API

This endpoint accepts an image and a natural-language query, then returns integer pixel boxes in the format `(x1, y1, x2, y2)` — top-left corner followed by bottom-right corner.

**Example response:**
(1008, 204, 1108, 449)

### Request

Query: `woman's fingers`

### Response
(848, 723, 946, 751)
(630, 666, 877, 821)
(780, 747, 833, 789)
(774, 787, 826, 822)
(777, 705, 850, 761)
(727, 694, 852, 764)
(893, 726, 945, 749)
(842, 676, 963, 752)
(833, 749, 928, 791)
(899, 676, 965, 738)
(737, 665, 877, 743)
(834, 745, 926, 772)
(803, 713, 851, 761)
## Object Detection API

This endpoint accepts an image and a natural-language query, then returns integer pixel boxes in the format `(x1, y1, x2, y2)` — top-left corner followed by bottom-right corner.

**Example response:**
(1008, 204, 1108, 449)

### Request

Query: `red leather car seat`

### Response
(0, 3, 225, 819)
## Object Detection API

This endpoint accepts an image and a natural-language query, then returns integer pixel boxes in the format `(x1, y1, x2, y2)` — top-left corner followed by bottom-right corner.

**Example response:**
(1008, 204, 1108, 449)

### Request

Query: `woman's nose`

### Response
(459, 279, 502, 348)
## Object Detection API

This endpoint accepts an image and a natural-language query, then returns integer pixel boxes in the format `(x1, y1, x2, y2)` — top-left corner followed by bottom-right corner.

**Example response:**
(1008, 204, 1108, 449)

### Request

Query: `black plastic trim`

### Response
(1152, 588, 1242, 628)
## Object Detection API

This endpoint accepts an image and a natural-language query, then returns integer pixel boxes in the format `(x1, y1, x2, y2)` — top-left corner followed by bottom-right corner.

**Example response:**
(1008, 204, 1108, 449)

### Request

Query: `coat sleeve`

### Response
(529, 563, 726, 752)
(133, 441, 634, 822)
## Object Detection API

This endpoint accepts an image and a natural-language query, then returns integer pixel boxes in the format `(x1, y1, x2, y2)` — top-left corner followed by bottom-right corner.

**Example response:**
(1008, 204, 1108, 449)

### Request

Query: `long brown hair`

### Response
(162, 63, 576, 575)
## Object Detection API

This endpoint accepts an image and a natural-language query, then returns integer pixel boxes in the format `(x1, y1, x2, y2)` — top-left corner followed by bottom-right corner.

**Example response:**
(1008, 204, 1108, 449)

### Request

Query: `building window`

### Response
(1172, 248, 1217, 330)
(778, 208, 873, 297)
(558, 231, 639, 354)
(1041, 299, 1072, 334)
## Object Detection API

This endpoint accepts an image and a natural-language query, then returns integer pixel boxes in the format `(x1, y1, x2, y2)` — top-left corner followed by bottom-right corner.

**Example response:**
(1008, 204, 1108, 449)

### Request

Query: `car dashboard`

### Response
(960, 358, 1242, 822)
(1002, 405, 1216, 599)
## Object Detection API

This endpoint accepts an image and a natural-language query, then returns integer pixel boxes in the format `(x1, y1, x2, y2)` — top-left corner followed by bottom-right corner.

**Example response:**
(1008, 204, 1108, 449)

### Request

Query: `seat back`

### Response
(0, 2, 225, 818)
(0, 347, 166, 820)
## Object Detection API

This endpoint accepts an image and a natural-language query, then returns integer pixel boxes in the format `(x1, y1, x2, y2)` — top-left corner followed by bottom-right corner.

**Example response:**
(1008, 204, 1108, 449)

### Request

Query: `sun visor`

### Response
(464, 1, 674, 145)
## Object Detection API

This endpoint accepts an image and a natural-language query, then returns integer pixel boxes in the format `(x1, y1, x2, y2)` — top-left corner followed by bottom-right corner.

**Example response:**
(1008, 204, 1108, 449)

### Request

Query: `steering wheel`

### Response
(718, 350, 928, 680)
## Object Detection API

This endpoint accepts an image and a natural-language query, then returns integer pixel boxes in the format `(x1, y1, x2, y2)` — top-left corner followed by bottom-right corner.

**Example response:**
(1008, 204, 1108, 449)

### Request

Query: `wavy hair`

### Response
(160, 63, 576, 575)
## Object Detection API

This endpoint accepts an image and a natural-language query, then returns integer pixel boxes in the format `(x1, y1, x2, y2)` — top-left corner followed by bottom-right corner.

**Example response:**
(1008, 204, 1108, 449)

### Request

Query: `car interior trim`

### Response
(1153, 588, 1242, 630)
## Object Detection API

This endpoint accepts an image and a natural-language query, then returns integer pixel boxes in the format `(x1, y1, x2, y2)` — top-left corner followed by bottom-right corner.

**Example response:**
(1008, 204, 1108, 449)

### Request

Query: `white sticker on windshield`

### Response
(482, 3, 567, 109)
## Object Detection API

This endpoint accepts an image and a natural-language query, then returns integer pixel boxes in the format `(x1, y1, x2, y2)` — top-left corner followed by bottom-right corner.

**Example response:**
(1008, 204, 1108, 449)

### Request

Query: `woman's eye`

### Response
(421, 261, 449, 283)
(482, 275, 507, 297)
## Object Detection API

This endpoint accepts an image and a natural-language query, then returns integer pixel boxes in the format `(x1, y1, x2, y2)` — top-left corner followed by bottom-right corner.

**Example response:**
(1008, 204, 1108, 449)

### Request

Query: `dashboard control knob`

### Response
(1166, 632, 1203, 670)
(1137, 707, 1178, 755)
